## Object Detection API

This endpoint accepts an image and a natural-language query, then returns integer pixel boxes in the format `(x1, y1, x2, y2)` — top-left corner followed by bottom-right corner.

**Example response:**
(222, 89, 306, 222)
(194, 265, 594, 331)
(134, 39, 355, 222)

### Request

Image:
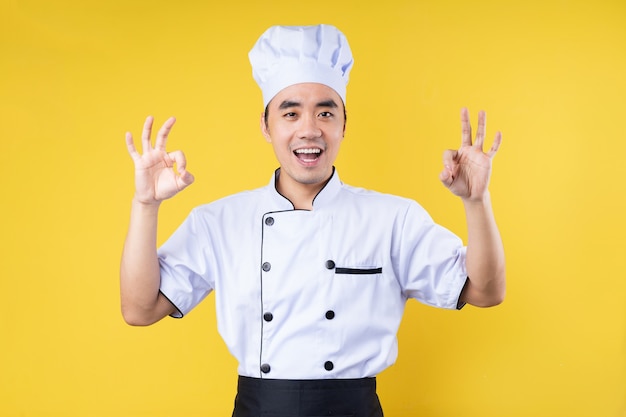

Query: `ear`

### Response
(260, 112, 271, 143)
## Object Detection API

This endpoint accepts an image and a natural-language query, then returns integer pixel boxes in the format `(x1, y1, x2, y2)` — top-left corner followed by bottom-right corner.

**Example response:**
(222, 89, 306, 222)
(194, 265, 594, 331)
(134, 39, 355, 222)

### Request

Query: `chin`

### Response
(280, 163, 333, 186)
(294, 175, 327, 186)
(284, 173, 325, 188)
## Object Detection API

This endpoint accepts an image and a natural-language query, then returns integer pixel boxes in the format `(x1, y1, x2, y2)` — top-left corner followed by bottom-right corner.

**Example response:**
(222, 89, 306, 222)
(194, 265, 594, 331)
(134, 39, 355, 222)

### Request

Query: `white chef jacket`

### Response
(158, 169, 468, 380)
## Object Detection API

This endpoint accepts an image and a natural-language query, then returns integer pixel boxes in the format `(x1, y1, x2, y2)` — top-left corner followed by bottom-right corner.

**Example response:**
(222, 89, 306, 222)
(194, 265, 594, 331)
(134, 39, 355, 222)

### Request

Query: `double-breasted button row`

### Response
(259, 254, 337, 375)
(264, 216, 274, 226)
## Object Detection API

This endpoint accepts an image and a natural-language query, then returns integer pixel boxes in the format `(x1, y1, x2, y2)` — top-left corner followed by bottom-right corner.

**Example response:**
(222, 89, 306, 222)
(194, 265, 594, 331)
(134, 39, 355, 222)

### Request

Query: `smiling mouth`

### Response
(294, 148, 322, 162)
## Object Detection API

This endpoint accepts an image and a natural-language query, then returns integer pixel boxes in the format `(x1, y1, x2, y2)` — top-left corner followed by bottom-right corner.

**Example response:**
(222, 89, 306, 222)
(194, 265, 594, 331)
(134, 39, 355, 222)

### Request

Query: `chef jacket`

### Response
(158, 169, 468, 380)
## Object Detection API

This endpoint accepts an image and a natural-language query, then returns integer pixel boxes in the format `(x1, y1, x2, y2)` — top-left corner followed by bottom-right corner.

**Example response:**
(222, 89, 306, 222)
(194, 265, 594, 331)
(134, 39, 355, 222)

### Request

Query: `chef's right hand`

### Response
(125, 116, 194, 205)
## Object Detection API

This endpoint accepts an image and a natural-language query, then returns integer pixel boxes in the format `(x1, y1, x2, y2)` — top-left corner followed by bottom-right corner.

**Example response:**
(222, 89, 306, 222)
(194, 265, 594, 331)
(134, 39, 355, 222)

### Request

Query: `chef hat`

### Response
(249, 24, 354, 108)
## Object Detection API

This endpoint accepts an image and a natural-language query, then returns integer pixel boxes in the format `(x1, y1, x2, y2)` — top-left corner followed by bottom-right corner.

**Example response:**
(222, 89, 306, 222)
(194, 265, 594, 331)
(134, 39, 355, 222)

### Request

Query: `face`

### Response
(261, 83, 346, 198)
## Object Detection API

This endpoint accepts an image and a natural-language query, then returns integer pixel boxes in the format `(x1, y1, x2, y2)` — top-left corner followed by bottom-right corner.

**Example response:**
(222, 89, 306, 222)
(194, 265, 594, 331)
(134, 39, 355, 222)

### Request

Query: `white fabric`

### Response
(158, 170, 468, 379)
(248, 24, 354, 107)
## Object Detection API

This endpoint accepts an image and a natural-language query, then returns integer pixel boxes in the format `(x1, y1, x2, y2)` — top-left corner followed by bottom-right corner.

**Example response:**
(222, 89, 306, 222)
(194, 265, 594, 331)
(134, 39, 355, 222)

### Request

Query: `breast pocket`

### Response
(335, 267, 382, 275)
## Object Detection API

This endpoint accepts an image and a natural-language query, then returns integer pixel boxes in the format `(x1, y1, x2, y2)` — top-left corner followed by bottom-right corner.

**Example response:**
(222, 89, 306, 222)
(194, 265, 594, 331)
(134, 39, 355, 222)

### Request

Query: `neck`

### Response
(275, 182, 319, 210)
(275, 172, 332, 210)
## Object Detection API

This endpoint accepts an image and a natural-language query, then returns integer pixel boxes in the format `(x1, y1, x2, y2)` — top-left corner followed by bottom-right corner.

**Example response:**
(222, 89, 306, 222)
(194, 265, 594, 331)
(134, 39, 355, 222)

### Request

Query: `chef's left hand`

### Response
(439, 108, 502, 201)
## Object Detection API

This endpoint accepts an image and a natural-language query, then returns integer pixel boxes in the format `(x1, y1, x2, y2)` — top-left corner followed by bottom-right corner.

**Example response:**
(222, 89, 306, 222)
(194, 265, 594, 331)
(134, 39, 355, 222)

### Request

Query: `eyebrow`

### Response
(278, 99, 339, 110)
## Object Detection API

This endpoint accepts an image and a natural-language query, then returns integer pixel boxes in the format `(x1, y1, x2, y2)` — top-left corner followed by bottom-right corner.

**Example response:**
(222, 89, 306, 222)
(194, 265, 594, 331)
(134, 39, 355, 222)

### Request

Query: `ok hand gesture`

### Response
(439, 108, 501, 201)
(125, 116, 194, 205)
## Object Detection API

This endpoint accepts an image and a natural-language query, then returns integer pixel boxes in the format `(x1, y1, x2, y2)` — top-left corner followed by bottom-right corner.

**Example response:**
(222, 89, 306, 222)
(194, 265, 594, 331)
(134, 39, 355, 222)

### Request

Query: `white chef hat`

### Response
(248, 24, 354, 108)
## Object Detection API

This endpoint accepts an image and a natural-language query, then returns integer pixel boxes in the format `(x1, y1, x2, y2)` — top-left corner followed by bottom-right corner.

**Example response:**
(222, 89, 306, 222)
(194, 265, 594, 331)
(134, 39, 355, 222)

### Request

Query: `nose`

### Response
(296, 114, 322, 139)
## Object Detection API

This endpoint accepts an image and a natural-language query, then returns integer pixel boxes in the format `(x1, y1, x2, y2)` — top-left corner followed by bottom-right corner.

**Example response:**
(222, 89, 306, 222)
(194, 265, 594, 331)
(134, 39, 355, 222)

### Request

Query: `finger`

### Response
(141, 116, 154, 153)
(155, 117, 176, 151)
(487, 131, 502, 158)
(460, 107, 472, 146)
(442, 148, 458, 167)
(168, 150, 189, 174)
(125, 132, 140, 161)
(168, 150, 195, 188)
(474, 110, 486, 149)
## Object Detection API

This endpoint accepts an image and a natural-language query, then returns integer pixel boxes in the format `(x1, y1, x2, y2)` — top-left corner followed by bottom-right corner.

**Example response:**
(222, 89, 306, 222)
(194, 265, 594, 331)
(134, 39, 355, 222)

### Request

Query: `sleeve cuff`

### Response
(159, 290, 185, 319)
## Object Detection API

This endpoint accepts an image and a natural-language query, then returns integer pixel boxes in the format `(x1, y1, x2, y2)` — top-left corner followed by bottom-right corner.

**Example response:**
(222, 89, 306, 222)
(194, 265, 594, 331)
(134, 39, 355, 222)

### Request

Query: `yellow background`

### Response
(1, 0, 625, 416)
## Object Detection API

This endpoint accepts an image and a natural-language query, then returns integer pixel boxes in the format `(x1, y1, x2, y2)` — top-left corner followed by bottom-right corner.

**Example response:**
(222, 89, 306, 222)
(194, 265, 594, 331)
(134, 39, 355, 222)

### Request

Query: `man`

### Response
(120, 24, 505, 416)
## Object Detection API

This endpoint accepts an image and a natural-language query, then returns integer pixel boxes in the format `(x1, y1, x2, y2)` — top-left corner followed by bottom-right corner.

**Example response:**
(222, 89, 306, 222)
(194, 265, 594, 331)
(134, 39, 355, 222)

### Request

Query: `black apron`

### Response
(232, 376, 384, 417)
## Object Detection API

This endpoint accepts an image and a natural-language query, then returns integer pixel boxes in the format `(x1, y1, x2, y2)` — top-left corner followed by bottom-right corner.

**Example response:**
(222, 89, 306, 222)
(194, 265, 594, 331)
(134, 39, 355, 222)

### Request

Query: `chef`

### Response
(120, 24, 506, 417)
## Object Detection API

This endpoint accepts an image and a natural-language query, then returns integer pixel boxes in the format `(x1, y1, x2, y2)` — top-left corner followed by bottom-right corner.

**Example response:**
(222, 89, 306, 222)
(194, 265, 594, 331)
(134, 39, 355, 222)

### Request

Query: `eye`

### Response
(319, 111, 333, 118)
(283, 112, 298, 119)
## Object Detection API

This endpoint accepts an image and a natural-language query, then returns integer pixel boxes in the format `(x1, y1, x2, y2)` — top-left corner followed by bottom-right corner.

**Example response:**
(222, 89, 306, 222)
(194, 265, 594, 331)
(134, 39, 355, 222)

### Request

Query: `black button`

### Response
(262, 262, 271, 272)
(325, 310, 335, 320)
(325, 260, 335, 269)
(260, 363, 271, 373)
(324, 361, 334, 371)
(265, 217, 274, 226)
(263, 312, 273, 322)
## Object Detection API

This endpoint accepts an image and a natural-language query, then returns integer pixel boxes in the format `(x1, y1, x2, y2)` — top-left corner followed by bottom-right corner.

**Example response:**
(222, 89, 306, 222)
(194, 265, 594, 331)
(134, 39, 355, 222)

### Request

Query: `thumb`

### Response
(439, 165, 453, 187)
(178, 170, 195, 189)
(440, 149, 457, 187)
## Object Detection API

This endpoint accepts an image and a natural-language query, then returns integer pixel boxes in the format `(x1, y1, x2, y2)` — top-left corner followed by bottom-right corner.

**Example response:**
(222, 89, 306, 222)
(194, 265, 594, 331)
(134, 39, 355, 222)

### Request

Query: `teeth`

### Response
(295, 148, 321, 154)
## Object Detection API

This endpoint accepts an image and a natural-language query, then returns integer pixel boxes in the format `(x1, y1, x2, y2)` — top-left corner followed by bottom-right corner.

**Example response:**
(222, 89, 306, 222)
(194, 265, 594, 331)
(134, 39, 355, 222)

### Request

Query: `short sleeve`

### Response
(395, 201, 468, 310)
(157, 210, 215, 318)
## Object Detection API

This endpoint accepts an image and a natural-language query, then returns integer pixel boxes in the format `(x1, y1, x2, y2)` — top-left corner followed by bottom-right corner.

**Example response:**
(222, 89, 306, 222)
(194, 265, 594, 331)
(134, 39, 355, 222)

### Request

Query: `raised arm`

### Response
(120, 116, 194, 325)
(439, 108, 505, 307)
